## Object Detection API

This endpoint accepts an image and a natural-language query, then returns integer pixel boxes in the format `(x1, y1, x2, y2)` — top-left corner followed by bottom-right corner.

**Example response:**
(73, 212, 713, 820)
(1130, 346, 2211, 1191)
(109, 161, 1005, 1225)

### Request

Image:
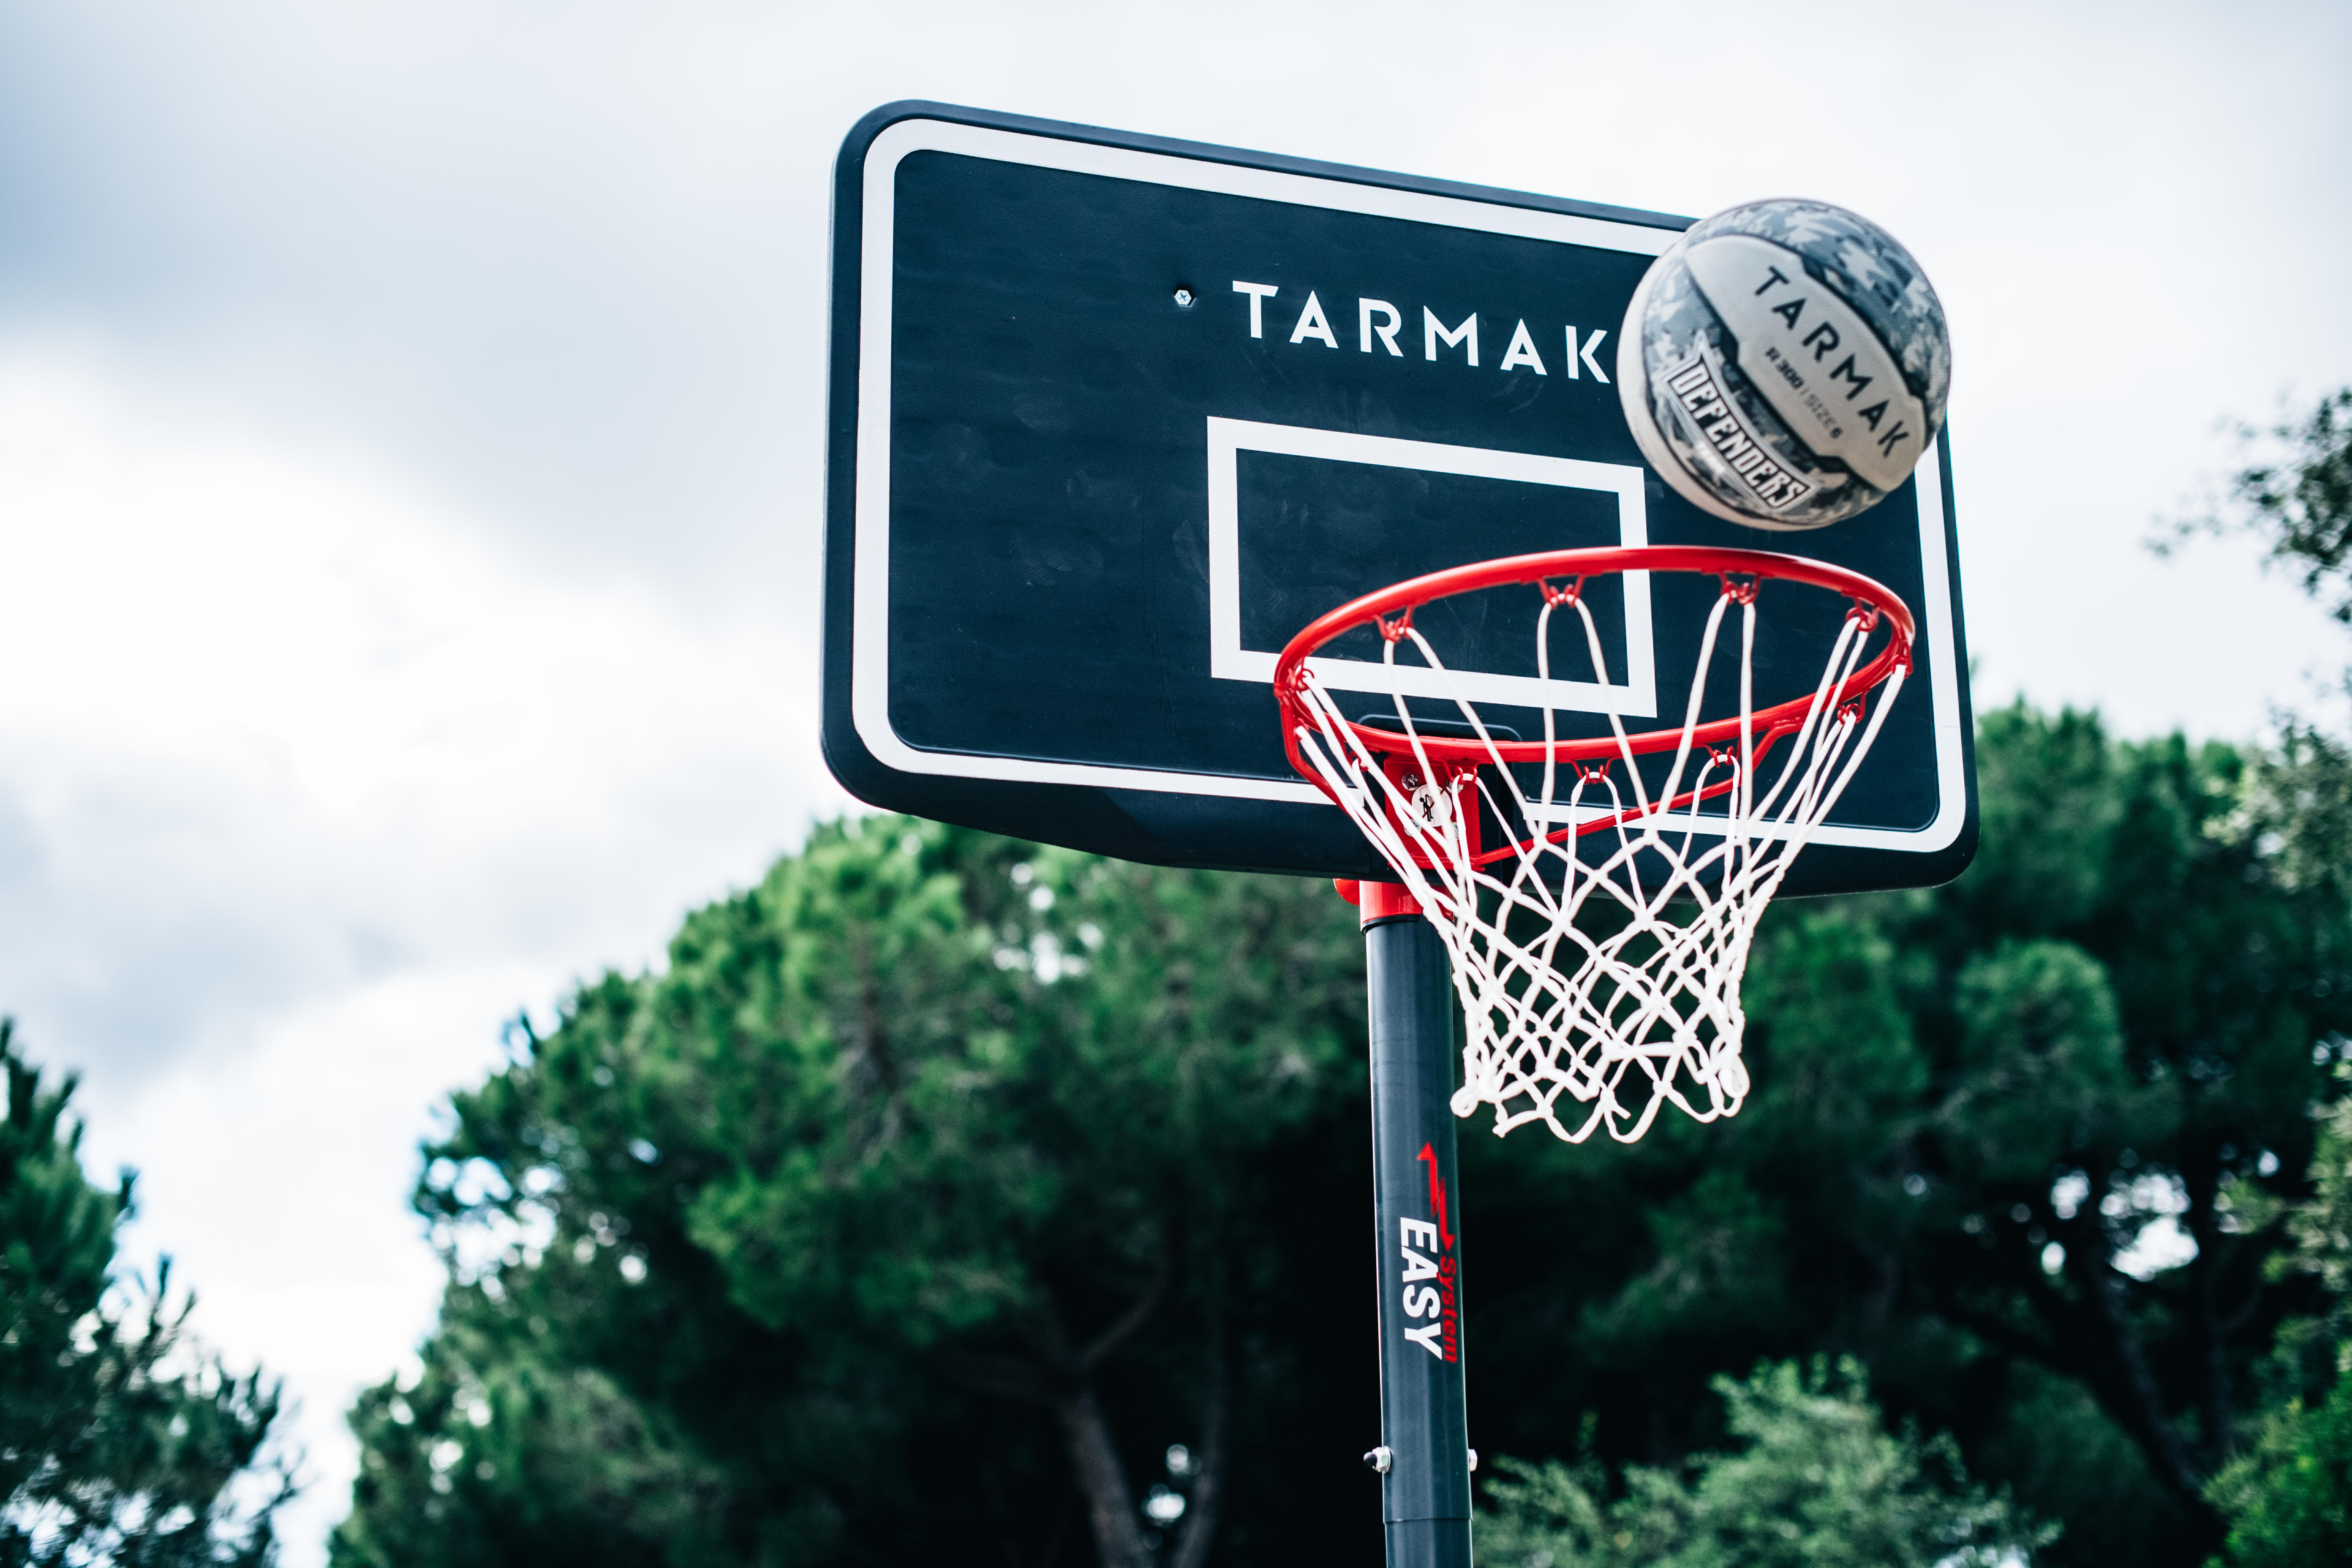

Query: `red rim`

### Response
(1275, 544, 1914, 781)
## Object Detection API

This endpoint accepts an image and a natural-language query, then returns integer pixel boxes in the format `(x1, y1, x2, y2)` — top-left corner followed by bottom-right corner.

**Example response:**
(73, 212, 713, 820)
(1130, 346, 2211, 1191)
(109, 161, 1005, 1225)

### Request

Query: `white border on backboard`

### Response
(1206, 418, 1657, 716)
(847, 116, 1968, 854)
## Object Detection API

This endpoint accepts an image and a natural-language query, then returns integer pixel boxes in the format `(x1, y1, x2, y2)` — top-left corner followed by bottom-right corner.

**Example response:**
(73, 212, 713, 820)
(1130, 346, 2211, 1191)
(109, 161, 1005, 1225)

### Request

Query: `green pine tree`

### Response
(2160, 386, 2352, 623)
(339, 702, 2352, 1567)
(1476, 1357, 2054, 1568)
(1462, 703, 2352, 1566)
(0, 1018, 290, 1566)
(334, 822, 1375, 1568)
(2202, 1345, 2352, 1564)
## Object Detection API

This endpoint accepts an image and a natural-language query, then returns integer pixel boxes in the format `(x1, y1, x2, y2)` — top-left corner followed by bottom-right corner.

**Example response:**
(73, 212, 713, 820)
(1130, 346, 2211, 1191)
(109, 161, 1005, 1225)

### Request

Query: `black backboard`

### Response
(822, 102, 1974, 892)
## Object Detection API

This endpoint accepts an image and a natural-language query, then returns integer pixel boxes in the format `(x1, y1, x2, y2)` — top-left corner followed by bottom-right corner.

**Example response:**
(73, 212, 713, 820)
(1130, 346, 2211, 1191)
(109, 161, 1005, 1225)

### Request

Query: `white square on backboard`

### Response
(1205, 417, 1657, 717)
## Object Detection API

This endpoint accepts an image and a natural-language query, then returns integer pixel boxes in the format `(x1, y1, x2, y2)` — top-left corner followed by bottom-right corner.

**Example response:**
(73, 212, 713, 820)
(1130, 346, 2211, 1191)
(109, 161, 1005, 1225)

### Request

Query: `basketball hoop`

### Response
(1277, 545, 1914, 1144)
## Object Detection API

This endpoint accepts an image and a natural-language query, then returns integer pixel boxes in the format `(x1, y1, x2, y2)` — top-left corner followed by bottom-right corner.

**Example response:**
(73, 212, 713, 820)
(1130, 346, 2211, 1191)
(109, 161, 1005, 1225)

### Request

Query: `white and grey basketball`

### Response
(1617, 199, 1950, 531)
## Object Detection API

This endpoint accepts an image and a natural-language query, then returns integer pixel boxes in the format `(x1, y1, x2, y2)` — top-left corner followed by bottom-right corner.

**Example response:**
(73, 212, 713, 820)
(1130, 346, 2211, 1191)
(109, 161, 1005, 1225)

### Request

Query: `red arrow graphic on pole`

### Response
(1417, 1142, 1453, 1251)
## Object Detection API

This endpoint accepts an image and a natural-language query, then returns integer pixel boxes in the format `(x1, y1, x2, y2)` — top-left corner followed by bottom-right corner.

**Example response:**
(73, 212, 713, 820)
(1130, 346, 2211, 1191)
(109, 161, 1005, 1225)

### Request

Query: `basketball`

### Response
(1616, 199, 1951, 531)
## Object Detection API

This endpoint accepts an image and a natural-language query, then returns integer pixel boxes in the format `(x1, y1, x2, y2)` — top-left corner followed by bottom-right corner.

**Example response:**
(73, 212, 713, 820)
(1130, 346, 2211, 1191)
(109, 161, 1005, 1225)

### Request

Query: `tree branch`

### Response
(1078, 1244, 1176, 1375)
(941, 1251, 1179, 1567)
(1053, 1382, 1155, 1568)
(1937, 1290, 2060, 1366)
(2215, 1229, 2282, 1337)
(2182, 1157, 2235, 1475)
(1168, 1298, 1229, 1568)
(2080, 1244, 2210, 1503)
(937, 1350, 1058, 1406)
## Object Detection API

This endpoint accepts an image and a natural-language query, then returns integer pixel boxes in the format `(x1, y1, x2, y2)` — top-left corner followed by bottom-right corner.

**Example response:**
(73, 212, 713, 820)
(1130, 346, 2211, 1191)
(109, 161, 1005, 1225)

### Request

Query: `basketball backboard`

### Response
(821, 101, 1974, 894)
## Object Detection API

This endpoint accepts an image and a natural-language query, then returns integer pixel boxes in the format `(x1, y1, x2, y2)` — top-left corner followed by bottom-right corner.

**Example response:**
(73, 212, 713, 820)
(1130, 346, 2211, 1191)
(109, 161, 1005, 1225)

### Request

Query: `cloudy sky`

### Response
(1, 0, 2347, 1557)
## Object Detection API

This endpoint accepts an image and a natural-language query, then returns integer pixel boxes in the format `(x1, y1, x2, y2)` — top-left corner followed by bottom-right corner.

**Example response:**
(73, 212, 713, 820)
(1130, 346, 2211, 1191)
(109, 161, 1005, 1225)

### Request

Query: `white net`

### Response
(1287, 568, 1907, 1144)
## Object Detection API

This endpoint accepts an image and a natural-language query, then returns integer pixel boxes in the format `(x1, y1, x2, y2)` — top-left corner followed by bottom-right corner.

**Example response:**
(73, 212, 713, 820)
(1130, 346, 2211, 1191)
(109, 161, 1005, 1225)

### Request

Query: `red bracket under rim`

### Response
(1334, 878, 1421, 924)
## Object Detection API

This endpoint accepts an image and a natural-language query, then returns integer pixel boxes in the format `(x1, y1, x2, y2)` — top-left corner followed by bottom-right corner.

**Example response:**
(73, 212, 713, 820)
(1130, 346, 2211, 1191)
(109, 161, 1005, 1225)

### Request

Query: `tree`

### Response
(1462, 705, 2352, 1565)
(1916, 711, 2347, 1511)
(335, 821, 1378, 1568)
(2147, 383, 2352, 1557)
(2200, 1370, 2352, 1568)
(0, 1018, 289, 1566)
(2160, 387, 2352, 622)
(1476, 1358, 2051, 1568)
(2193, 1070, 2352, 1565)
(344, 705, 2352, 1566)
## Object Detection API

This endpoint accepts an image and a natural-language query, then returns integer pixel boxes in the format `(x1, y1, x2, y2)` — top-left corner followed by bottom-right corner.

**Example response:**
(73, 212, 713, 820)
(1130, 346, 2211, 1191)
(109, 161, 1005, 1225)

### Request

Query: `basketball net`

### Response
(1278, 548, 1911, 1144)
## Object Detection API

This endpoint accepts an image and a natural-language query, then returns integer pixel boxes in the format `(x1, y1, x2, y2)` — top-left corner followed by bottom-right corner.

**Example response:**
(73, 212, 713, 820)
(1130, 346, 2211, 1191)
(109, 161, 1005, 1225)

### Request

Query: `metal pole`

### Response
(1358, 881, 1471, 1568)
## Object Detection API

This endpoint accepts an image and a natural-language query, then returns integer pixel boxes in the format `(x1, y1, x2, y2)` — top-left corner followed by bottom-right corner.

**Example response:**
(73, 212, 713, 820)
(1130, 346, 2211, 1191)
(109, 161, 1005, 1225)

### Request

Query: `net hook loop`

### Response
(1539, 575, 1585, 608)
(1718, 571, 1761, 605)
(1375, 606, 1415, 644)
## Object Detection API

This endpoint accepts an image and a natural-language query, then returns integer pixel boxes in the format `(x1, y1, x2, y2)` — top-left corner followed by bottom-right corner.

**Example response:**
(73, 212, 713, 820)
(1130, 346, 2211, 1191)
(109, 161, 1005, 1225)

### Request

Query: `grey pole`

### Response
(1358, 881, 1471, 1568)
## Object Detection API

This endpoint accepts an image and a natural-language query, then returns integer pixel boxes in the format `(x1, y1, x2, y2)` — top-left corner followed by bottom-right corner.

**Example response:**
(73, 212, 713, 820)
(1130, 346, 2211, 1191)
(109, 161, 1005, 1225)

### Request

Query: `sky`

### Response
(0, 0, 2347, 1559)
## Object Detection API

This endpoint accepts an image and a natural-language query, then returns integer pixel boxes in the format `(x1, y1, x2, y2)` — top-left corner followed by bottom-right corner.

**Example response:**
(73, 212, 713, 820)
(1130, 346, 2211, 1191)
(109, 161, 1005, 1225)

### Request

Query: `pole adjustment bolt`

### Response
(1363, 1446, 1392, 1474)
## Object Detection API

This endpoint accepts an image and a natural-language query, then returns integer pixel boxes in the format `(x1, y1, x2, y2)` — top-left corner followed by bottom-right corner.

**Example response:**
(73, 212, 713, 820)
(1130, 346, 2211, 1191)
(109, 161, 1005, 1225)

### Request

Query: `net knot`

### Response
(1719, 572, 1761, 605)
(1375, 607, 1415, 643)
(1539, 575, 1585, 608)
(1846, 599, 1881, 633)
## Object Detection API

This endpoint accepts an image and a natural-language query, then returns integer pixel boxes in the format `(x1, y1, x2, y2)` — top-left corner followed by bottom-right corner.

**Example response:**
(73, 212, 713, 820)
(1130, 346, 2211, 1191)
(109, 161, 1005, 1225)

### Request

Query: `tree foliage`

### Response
(1477, 1358, 2051, 1568)
(0, 1018, 288, 1567)
(2201, 1363, 2352, 1568)
(2161, 387, 2352, 621)
(2195, 1077, 2352, 1566)
(1461, 703, 2352, 1566)
(2145, 382, 2352, 1554)
(2201, 1366, 2352, 1568)
(341, 699, 2352, 1566)
(333, 825, 1376, 1568)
